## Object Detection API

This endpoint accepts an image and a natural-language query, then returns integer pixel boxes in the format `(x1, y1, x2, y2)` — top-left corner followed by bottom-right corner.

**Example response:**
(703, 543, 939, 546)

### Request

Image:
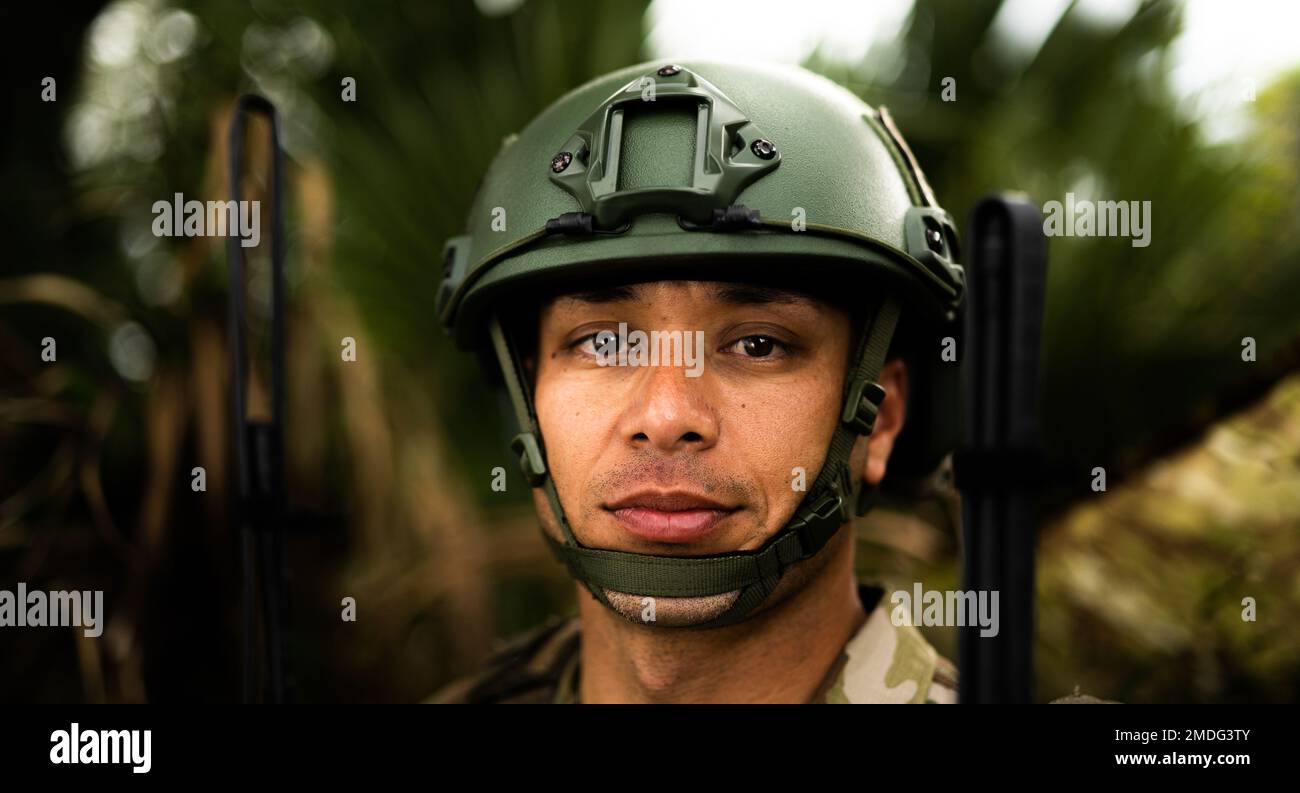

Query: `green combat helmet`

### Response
(437, 60, 965, 629)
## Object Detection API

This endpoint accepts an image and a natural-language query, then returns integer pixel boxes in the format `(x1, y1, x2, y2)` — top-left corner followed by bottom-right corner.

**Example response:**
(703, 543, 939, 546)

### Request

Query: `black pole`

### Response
(227, 94, 289, 704)
(956, 194, 1048, 704)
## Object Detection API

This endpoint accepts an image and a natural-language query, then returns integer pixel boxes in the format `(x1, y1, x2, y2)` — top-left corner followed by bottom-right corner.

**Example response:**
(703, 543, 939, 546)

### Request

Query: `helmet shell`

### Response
(438, 60, 963, 348)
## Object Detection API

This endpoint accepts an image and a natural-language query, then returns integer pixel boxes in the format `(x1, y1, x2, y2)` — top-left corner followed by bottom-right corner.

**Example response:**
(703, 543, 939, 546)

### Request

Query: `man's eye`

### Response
(577, 330, 619, 355)
(731, 335, 783, 358)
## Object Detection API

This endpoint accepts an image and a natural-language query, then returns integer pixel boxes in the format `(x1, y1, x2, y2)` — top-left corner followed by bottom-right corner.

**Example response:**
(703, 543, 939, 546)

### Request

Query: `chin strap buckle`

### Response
(789, 491, 846, 561)
(842, 376, 887, 436)
(511, 431, 549, 486)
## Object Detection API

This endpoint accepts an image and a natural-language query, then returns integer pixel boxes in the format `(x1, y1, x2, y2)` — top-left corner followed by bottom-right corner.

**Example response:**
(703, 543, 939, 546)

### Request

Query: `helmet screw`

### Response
(551, 151, 573, 173)
(657, 64, 681, 76)
(923, 217, 945, 253)
(751, 138, 777, 159)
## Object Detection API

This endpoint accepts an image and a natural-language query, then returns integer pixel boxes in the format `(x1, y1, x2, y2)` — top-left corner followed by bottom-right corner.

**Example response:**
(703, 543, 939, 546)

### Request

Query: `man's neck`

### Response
(575, 536, 866, 704)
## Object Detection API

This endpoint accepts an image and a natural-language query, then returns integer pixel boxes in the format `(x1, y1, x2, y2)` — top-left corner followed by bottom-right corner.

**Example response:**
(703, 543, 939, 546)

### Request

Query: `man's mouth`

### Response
(603, 491, 741, 543)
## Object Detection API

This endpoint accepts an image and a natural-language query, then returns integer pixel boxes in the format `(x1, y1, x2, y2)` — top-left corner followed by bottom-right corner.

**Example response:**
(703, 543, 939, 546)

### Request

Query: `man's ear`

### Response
(850, 358, 908, 486)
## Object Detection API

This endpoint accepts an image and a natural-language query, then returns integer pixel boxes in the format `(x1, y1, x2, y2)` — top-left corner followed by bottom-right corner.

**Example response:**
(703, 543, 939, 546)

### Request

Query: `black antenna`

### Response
(227, 94, 289, 704)
(956, 194, 1048, 703)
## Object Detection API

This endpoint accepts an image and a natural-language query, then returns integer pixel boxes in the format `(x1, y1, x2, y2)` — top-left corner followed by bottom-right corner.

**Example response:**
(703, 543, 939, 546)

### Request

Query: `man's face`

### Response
(531, 280, 861, 622)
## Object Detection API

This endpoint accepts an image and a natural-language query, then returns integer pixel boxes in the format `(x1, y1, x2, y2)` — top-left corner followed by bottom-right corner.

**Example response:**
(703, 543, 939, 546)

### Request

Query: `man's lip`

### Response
(604, 491, 740, 544)
(604, 491, 733, 512)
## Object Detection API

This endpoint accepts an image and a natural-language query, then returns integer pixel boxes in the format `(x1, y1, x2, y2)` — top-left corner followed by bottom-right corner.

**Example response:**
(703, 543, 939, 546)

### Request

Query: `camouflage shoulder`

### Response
(928, 649, 959, 703)
(1049, 687, 1120, 704)
(426, 615, 580, 704)
(820, 590, 957, 704)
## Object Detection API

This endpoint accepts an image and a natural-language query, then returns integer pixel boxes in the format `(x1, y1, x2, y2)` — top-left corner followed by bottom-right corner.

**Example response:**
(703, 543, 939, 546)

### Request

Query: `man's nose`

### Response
(618, 362, 718, 453)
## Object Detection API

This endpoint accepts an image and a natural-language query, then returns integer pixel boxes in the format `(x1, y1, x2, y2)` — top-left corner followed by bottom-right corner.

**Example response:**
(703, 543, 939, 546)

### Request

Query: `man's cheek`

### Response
(745, 405, 835, 498)
(538, 390, 607, 499)
(763, 439, 819, 500)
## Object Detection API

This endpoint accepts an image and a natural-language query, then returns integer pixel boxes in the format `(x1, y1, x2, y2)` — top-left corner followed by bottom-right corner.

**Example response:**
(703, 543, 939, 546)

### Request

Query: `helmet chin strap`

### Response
(488, 295, 900, 629)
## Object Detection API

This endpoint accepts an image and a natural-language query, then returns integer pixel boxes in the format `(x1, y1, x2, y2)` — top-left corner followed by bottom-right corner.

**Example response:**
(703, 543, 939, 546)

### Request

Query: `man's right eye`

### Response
(575, 330, 619, 356)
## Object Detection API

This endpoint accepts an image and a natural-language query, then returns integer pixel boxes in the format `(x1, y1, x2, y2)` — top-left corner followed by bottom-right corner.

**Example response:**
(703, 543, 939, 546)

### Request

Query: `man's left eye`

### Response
(731, 335, 783, 358)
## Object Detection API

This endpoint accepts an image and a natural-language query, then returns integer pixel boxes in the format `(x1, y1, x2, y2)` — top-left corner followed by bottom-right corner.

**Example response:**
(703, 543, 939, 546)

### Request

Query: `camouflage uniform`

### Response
(432, 584, 957, 704)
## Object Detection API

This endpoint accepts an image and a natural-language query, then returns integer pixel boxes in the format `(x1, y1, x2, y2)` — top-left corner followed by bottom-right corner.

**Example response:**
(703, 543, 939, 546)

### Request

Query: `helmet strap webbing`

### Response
(487, 295, 899, 627)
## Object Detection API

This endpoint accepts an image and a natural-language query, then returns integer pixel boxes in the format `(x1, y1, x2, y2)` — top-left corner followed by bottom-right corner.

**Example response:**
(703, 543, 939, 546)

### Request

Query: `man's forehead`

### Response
(551, 280, 817, 308)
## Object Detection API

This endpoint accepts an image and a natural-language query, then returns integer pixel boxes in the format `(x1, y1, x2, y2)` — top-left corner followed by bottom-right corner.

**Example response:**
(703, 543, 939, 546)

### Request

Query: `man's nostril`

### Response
(681, 432, 703, 442)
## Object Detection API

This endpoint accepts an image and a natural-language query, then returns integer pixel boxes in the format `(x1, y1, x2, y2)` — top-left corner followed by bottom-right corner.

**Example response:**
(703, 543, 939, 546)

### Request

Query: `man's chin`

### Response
(601, 588, 741, 628)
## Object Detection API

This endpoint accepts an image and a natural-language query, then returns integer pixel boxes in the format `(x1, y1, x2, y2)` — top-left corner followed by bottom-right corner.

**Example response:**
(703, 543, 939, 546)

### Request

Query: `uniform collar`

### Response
(554, 584, 955, 704)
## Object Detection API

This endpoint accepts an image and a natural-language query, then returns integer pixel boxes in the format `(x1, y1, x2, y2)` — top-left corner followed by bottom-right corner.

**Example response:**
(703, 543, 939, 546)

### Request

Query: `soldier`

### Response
(431, 61, 965, 703)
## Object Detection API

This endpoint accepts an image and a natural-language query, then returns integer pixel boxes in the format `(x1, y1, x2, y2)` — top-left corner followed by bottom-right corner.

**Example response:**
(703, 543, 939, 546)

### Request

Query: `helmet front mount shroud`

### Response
(546, 67, 782, 230)
(439, 62, 965, 628)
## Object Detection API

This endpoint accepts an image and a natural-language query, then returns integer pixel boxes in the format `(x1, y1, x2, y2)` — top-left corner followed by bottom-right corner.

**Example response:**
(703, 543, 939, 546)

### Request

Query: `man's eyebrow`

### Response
(712, 283, 810, 305)
(562, 284, 640, 303)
